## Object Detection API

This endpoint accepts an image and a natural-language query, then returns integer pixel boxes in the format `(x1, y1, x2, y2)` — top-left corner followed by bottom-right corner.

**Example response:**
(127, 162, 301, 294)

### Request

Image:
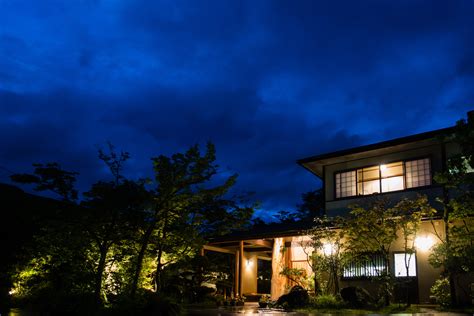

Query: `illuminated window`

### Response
(343, 253, 386, 278)
(381, 161, 404, 192)
(357, 166, 380, 195)
(335, 158, 431, 199)
(405, 158, 431, 188)
(394, 253, 416, 277)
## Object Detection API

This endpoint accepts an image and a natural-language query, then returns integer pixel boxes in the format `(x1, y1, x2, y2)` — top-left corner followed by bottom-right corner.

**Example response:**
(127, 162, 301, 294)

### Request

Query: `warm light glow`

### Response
(322, 243, 334, 256)
(380, 164, 387, 171)
(8, 288, 16, 295)
(415, 236, 434, 251)
(246, 258, 253, 268)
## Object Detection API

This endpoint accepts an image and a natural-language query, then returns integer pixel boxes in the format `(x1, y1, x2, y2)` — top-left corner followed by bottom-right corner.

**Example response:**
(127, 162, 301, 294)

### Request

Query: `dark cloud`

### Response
(0, 0, 473, 217)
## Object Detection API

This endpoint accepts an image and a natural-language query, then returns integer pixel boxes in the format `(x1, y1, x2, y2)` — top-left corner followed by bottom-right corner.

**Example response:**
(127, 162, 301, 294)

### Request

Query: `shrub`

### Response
(310, 294, 346, 309)
(340, 286, 374, 308)
(430, 277, 451, 308)
(110, 290, 182, 316)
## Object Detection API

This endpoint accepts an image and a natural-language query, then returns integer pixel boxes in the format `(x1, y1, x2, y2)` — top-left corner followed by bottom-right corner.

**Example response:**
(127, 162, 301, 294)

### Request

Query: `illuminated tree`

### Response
(303, 216, 346, 296)
(129, 143, 253, 297)
(430, 112, 474, 306)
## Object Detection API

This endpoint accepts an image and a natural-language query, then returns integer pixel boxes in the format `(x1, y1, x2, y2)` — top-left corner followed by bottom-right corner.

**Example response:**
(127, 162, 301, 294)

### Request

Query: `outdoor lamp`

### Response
(414, 236, 434, 251)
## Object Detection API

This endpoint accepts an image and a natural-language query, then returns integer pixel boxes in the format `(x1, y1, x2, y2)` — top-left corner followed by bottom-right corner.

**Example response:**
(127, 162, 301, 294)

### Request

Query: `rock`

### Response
(276, 285, 309, 308)
(340, 286, 373, 308)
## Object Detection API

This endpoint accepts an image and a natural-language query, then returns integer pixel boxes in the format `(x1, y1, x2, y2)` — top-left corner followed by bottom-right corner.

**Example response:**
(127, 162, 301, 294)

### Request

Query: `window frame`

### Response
(342, 252, 387, 280)
(334, 156, 433, 200)
(393, 251, 418, 278)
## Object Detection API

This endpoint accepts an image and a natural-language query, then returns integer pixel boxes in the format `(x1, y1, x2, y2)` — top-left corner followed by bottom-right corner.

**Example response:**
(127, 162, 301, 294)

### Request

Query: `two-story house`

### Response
(204, 124, 470, 304)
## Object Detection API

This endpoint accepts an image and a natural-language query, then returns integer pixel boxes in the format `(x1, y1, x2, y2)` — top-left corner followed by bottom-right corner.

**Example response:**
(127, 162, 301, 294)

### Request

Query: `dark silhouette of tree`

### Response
(296, 188, 325, 220)
(11, 162, 78, 201)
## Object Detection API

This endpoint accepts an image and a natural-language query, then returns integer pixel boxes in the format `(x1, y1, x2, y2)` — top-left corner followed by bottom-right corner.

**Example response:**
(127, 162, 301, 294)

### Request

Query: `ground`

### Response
(186, 302, 473, 315)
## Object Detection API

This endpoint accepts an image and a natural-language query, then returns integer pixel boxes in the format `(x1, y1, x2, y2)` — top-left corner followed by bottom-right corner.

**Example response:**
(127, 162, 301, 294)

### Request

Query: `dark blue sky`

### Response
(1, 1, 473, 219)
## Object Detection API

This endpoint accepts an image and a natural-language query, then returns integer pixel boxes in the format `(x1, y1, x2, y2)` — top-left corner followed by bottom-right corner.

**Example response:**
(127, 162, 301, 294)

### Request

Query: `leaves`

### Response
(10, 162, 78, 201)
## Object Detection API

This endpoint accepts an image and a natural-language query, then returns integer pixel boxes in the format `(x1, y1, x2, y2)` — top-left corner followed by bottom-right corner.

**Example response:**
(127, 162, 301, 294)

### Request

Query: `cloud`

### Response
(0, 0, 473, 215)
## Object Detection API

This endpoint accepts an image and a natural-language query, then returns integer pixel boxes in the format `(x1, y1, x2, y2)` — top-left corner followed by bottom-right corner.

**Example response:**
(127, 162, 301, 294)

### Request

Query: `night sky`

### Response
(1, 1, 473, 220)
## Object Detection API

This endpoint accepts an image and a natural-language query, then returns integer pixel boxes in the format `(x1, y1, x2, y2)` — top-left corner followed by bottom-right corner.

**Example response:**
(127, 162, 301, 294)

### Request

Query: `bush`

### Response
(310, 294, 346, 309)
(276, 285, 309, 309)
(12, 288, 98, 316)
(340, 286, 374, 308)
(110, 290, 182, 316)
(430, 277, 451, 308)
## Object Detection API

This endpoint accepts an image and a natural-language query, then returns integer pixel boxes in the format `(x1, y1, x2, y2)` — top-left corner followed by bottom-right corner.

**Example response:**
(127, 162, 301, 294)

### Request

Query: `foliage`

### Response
(340, 286, 375, 309)
(430, 112, 474, 305)
(296, 188, 325, 220)
(430, 277, 451, 308)
(10, 162, 79, 201)
(309, 294, 346, 309)
(344, 198, 398, 305)
(7, 142, 253, 313)
(304, 216, 346, 295)
(259, 294, 271, 303)
(129, 143, 253, 297)
(344, 195, 433, 306)
(280, 267, 312, 290)
(275, 189, 325, 223)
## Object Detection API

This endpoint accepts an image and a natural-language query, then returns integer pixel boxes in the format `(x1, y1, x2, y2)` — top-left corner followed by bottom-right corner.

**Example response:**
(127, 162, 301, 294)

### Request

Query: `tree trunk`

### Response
(155, 245, 164, 293)
(384, 254, 391, 306)
(444, 208, 457, 306)
(332, 265, 340, 295)
(94, 244, 108, 303)
(314, 275, 321, 295)
(154, 209, 169, 294)
(130, 222, 156, 298)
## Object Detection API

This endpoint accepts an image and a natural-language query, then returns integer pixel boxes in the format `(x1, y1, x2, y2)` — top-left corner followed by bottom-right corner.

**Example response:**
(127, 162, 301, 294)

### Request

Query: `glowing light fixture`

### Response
(415, 236, 434, 251)
(246, 258, 253, 268)
(322, 243, 334, 256)
(8, 288, 16, 295)
(380, 164, 387, 171)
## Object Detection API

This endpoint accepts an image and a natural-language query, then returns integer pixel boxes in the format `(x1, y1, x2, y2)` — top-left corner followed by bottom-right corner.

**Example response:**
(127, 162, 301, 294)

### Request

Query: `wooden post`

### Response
(234, 250, 239, 297)
(239, 240, 244, 297)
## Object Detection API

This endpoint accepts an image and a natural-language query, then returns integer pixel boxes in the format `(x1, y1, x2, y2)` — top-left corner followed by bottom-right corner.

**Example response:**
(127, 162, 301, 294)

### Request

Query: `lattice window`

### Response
(335, 171, 356, 198)
(405, 158, 431, 188)
(343, 253, 386, 278)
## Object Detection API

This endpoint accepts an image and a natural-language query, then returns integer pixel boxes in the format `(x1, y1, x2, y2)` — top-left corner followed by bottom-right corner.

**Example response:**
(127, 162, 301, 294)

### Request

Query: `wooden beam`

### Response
(245, 247, 273, 252)
(202, 245, 237, 255)
(245, 239, 273, 248)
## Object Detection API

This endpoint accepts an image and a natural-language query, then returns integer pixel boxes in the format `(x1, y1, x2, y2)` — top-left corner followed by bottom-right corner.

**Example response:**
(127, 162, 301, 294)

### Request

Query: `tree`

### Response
(430, 111, 474, 306)
(9, 143, 254, 311)
(10, 163, 97, 313)
(296, 189, 325, 220)
(393, 196, 434, 306)
(345, 198, 398, 305)
(273, 189, 325, 223)
(344, 196, 435, 306)
(129, 143, 253, 297)
(80, 143, 150, 303)
(303, 216, 346, 296)
(11, 162, 79, 201)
